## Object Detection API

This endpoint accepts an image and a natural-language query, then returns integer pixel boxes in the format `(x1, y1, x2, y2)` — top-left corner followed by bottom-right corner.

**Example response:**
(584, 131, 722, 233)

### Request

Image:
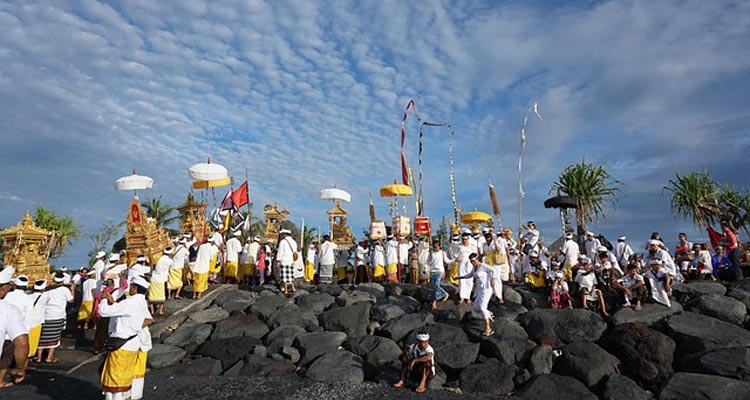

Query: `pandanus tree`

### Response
(550, 160, 622, 238)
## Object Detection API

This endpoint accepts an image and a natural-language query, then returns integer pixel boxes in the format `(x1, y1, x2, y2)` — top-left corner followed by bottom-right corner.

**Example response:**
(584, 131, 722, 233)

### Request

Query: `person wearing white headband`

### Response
(393, 331, 435, 393)
(276, 229, 299, 294)
(148, 247, 173, 316)
(644, 259, 672, 307)
(77, 269, 98, 330)
(168, 239, 190, 300)
(560, 232, 579, 280)
(584, 231, 601, 261)
(192, 237, 218, 299)
(0, 266, 30, 388)
(614, 235, 634, 271)
(459, 253, 497, 337)
(26, 280, 48, 364)
(240, 236, 261, 287)
(37, 272, 74, 364)
(549, 270, 573, 309)
(224, 230, 243, 284)
(98, 271, 152, 400)
(93, 251, 108, 281)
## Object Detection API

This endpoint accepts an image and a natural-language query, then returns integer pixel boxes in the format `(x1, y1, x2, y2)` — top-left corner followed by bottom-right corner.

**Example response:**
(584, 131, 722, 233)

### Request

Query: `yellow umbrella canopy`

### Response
(192, 176, 231, 189)
(461, 211, 492, 224)
(379, 183, 413, 197)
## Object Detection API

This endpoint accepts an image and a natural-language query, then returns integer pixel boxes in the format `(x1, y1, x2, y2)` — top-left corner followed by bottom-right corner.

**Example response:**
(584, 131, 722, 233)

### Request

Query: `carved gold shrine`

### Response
(124, 196, 172, 265)
(327, 202, 354, 246)
(0, 212, 54, 282)
(261, 202, 289, 245)
(177, 193, 208, 241)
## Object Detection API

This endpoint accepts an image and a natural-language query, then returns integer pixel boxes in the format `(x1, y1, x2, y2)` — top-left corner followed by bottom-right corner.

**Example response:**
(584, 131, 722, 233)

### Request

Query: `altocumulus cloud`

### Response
(0, 0, 748, 267)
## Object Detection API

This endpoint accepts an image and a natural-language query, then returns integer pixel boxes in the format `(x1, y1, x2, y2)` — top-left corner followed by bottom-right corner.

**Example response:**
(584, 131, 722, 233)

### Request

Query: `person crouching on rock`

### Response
(393, 332, 435, 393)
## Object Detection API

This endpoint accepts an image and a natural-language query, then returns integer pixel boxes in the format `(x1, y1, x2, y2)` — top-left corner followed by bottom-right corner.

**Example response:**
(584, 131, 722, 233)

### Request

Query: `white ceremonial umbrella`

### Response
(319, 187, 351, 203)
(115, 170, 154, 195)
(189, 157, 228, 181)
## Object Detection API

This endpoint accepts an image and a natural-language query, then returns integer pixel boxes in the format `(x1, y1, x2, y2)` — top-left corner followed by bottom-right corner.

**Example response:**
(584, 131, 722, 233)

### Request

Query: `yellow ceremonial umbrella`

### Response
(460, 211, 492, 224)
(379, 183, 413, 197)
(192, 176, 231, 189)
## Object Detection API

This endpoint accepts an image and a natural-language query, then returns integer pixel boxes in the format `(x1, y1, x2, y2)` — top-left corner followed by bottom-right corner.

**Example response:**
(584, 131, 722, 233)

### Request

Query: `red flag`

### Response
(707, 226, 723, 248)
(231, 181, 249, 207)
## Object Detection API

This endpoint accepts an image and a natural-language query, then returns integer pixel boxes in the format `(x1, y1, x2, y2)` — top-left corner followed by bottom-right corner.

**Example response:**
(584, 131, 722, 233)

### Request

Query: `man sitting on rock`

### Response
(575, 257, 610, 318)
(613, 264, 646, 310)
(393, 332, 435, 393)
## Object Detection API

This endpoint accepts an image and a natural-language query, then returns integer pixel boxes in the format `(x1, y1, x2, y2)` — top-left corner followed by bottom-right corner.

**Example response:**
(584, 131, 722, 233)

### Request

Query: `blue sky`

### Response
(1, 0, 749, 268)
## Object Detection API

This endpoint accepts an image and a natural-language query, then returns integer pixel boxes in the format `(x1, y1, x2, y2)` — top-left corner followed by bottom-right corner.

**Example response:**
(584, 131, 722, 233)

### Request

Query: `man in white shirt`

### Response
(192, 238, 218, 299)
(647, 240, 678, 279)
(169, 240, 189, 299)
(0, 267, 29, 388)
(398, 237, 413, 283)
(428, 241, 454, 309)
(575, 257, 610, 318)
(241, 237, 261, 286)
(584, 231, 601, 261)
(318, 235, 337, 285)
(93, 251, 107, 281)
(393, 332, 435, 394)
(224, 230, 243, 284)
(354, 239, 370, 284)
(559, 233, 579, 279)
(99, 275, 153, 400)
(276, 229, 298, 294)
(614, 236, 634, 270)
(645, 259, 672, 307)
(149, 247, 173, 316)
(614, 264, 646, 310)
(520, 221, 540, 253)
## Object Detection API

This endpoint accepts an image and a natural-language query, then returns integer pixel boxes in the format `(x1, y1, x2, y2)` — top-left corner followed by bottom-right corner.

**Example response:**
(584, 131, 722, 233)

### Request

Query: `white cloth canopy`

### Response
(189, 159, 228, 181)
(115, 171, 153, 191)
(319, 188, 351, 202)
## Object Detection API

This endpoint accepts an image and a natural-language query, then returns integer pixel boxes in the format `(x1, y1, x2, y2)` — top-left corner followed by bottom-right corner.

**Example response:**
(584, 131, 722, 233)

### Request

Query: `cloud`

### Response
(0, 0, 748, 267)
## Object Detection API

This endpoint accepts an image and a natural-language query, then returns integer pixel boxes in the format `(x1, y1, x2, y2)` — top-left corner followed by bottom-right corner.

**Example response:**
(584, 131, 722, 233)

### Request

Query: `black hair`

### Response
(650, 232, 660, 240)
(627, 264, 639, 271)
(135, 284, 149, 295)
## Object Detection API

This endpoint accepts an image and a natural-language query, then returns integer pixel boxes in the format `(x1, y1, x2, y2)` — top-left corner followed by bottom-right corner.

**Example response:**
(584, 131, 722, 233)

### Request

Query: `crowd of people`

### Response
(1, 220, 747, 396)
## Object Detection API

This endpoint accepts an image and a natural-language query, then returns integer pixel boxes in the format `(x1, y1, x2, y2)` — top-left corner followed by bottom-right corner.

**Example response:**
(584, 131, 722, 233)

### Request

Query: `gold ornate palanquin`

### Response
(0, 212, 54, 282)
(327, 202, 354, 245)
(124, 197, 172, 265)
(261, 202, 289, 245)
(177, 193, 208, 241)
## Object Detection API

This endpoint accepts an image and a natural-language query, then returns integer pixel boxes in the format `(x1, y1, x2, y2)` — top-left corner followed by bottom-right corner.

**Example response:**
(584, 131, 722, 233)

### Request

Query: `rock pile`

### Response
(147, 281, 750, 399)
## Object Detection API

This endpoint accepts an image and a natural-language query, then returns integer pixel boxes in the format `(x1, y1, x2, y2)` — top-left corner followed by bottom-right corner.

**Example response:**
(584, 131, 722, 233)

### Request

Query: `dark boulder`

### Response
(727, 288, 750, 309)
(214, 289, 256, 313)
(371, 304, 405, 324)
(167, 357, 223, 377)
(379, 312, 434, 342)
(305, 350, 364, 383)
(459, 363, 516, 395)
(318, 302, 372, 337)
(672, 281, 726, 303)
(147, 344, 186, 369)
(492, 302, 528, 320)
(317, 284, 343, 297)
(195, 336, 261, 370)
(266, 303, 319, 331)
(518, 373, 598, 399)
(386, 295, 422, 313)
(162, 321, 213, 353)
(528, 344, 555, 376)
(553, 342, 620, 387)
(188, 307, 229, 324)
(611, 302, 682, 327)
(356, 282, 387, 301)
(250, 294, 290, 320)
(681, 346, 750, 380)
(264, 325, 306, 354)
(663, 312, 750, 360)
(659, 372, 750, 400)
(343, 335, 402, 367)
(602, 374, 654, 400)
(434, 341, 480, 373)
(294, 331, 348, 366)
(599, 323, 674, 391)
(210, 313, 270, 340)
(294, 292, 335, 315)
(685, 294, 747, 325)
(518, 309, 607, 346)
(336, 290, 377, 307)
(239, 354, 296, 377)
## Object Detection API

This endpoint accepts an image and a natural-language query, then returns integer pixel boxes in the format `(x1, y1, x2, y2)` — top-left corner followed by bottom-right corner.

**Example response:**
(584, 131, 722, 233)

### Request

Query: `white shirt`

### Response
(99, 293, 152, 352)
(172, 245, 189, 269)
(417, 241, 430, 265)
(226, 237, 242, 263)
(93, 259, 106, 280)
(408, 343, 436, 374)
(560, 239, 580, 267)
(82, 278, 98, 302)
(4, 290, 34, 330)
(241, 241, 260, 265)
(522, 228, 540, 250)
(306, 247, 318, 264)
(0, 301, 28, 352)
(355, 246, 369, 266)
(615, 242, 634, 266)
(617, 273, 644, 289)
(128, 263, 150, 283)
(319, 241, 338, 265)
(398, 241, 413, 265)
(372, 244, 385, 266)
(29, 292, 48, 327)
(277, 237, 298, 266)
(585, 238, 601, 260)
(523, 258, 548, 274)
(152, 255, 173, 283)
(44, 286, 74, 320)
(210, 231, 224, 248)
(428, 250, 454, 274)
(576, 269, 597, 292)
(650, 249, 677, 275)
(385, 239, 398, 265)
(194, 243, 219, 274)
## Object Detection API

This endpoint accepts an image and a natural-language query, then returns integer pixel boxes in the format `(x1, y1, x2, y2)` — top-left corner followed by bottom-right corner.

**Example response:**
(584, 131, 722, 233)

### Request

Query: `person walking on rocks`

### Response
(276, 229, 298, 294)
(224, 230, 243, 284)
(393, 332, 435, 393)
(371, 239, 386, 283)
(241, 236, 261, 286)
(149, 247, 172, 316)
(428, 241, 453, 310)
(168, 239, 189, 299)
(456, 232, 475, 304)
(99, 275, 153, 400)
(459, 253, 497, 337)
(193, 238, 218, 300)
(77, 270, 98, 329)
(318, 234, 337, 285)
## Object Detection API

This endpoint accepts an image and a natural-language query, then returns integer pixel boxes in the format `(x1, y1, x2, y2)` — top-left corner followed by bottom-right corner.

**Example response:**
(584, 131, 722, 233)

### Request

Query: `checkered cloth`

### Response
(280, 264, 294, 283)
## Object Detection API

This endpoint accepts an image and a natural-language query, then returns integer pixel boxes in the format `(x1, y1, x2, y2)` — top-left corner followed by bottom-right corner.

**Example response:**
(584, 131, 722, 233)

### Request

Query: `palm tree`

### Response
(33, 206, 82, 260)
(550, 160, 622, 237)
(662, 170, 721, 229)
(141, 196, 179, 235)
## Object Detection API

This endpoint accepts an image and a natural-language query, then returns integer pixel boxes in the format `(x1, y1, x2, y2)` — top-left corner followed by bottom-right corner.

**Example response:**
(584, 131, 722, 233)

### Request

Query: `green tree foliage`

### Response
(141, 195, 179, 236)
(32, 206, 82, 260)
(87, 221, 122, 265)
(550, 159, 622, 237)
